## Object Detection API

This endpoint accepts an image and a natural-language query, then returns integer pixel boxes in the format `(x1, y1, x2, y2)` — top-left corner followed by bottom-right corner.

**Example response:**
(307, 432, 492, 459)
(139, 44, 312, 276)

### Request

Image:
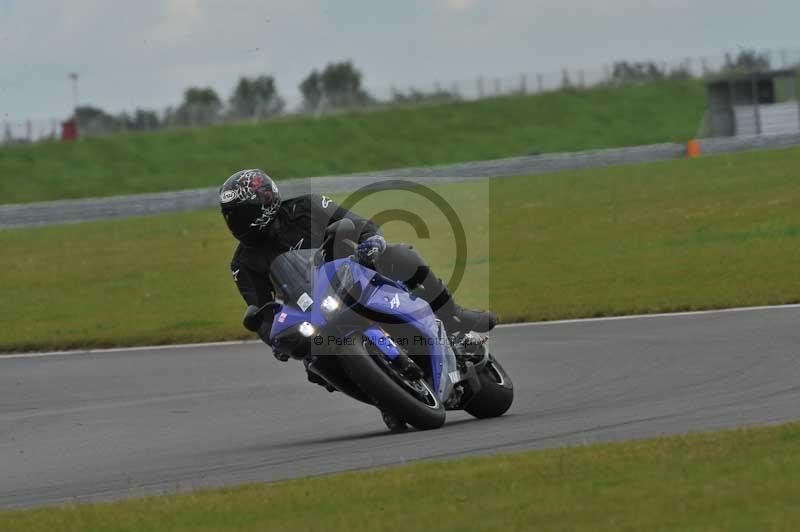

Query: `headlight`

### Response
(322, 261, 361, 310)
(298, 322, 316, 338)
(321, 295, 341, 313)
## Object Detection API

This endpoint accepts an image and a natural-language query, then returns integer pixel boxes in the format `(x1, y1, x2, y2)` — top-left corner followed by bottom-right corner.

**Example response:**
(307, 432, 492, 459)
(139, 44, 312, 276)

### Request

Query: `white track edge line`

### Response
(497, 303, 800, 327)
(3, 303, 799, 360)
(0, 340, 261, 359)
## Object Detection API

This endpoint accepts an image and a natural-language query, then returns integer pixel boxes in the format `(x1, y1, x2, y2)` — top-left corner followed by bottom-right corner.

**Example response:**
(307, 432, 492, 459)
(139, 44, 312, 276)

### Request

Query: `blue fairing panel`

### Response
(265, 256, 456, 400)
(363, 284, 450, 394)
(364, 284, 435, 327)
(361, 326, 401, 360)
(269, 305, 309, 338)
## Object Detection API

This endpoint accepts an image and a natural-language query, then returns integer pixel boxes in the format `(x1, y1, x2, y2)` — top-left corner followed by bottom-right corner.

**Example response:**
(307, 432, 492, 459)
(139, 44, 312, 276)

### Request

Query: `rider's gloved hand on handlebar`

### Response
(256, 319, 289, 362)
(356, 235, 386, 265)
(266, 334, 291, 362)
(272, 348, 291, 362)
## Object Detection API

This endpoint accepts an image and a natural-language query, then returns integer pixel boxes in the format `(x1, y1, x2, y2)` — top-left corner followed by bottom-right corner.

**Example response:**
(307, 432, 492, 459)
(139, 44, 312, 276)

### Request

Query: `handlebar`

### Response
(242, 301, 281, 332)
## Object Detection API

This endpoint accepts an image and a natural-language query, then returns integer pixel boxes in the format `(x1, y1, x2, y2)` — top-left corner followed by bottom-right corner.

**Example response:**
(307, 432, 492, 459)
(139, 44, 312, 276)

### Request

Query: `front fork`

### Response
(303, 321, 418, 406)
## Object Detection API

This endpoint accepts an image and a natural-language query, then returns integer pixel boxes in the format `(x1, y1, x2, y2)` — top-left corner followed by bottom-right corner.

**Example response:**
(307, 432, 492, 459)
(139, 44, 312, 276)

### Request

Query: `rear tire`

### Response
(465, 355, 514, 419)
(339, 341, 446, 430)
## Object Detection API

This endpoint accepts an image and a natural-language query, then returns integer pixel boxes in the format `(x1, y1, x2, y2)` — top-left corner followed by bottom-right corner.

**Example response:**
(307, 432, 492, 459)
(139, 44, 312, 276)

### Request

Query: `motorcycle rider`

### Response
(220, 169, 496, 429)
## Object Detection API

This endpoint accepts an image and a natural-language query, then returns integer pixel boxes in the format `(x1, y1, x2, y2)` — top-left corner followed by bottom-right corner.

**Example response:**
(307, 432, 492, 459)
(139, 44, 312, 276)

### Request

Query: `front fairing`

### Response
(268, 256, 458, 402)
(269, 256, 341, 340)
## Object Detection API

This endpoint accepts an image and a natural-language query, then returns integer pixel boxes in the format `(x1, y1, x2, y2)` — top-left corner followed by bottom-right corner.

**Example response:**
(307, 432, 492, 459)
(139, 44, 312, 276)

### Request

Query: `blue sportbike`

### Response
(243, 219, 514, 431)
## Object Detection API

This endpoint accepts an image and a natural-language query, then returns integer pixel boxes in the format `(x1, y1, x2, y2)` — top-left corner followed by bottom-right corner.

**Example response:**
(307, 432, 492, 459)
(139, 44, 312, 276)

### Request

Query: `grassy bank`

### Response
(1, 146, 799, 352)
(0, 81, 704, 204)
(3, 421, 800, 531)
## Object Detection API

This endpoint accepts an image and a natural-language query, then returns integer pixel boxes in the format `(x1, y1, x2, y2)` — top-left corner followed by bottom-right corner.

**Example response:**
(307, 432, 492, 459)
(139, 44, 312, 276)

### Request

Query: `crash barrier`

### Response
(2, 132, 800, 229)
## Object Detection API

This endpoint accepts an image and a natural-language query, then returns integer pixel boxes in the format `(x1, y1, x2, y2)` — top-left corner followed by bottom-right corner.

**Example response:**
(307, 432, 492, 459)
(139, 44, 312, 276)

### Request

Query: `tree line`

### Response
(72, 49, 782, 136)
(74, 61, 445, 135)
(606, 49, 773, 86)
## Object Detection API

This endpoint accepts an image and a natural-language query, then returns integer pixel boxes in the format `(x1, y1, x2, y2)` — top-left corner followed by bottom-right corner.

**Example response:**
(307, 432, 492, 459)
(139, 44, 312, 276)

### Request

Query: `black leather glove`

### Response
(272, 347, 291, 362)
(257, 320, 289, 362)
(356, 235, 387, 265)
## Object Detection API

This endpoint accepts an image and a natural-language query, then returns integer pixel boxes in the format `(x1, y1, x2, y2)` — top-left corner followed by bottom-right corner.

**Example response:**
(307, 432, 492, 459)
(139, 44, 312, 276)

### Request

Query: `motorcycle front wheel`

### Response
(339, 339, 446, 430)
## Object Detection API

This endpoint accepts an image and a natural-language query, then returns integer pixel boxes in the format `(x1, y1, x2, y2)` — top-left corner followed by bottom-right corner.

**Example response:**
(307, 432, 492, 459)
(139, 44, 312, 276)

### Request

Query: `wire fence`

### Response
(4, 47, 800, 146)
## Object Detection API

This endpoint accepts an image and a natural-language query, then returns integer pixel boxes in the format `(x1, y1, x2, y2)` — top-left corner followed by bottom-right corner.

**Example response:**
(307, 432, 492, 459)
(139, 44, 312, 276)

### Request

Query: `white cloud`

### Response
(151, 0, 206, 45)
(443, 0, 477, 10)
(1, 0, 798, 121)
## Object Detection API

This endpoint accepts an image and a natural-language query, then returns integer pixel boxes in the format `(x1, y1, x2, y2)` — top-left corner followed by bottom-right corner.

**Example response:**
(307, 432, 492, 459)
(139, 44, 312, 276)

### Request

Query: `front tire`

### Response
(339, 341, 446, 430)
(465, 355, 514, 419)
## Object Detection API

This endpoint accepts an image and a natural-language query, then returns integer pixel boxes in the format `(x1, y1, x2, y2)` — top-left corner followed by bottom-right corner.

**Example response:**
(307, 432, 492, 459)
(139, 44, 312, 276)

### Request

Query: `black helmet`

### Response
(219, 169, 281, 244)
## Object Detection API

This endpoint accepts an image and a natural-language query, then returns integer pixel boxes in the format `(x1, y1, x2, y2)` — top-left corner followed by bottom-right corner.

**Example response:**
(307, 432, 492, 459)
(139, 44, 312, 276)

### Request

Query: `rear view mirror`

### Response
(242, 302, 281, 332)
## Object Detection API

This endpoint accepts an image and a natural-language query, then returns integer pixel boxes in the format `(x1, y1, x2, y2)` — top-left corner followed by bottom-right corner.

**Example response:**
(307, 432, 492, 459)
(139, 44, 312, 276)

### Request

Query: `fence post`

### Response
(520, 73, 527, 94)
(536, 73, 543, 93)
(477, 77, 484, 99)
(751, 77, 762, 134)
(561, 69, 572, 89)
(494, 78, 501, 95)
(793, 73, 800, 133)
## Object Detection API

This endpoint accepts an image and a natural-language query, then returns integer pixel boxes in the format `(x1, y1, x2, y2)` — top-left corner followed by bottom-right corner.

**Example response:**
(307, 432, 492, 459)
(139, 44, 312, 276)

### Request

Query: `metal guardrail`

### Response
(1, 133, 799, 229)
(699, 132, 800, 154)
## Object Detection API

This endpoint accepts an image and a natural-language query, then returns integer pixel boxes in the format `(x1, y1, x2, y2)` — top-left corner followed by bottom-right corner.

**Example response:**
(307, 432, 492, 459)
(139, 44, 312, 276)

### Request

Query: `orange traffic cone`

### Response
(686, 139, 701, 158)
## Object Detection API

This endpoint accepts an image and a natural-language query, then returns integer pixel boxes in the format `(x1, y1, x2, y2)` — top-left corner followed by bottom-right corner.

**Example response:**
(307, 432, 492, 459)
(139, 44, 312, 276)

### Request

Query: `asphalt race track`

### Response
(2, 305, 800, 508)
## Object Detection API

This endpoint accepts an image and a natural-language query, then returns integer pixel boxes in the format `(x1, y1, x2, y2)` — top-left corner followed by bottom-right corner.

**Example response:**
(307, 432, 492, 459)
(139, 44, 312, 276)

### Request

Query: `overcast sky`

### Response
(1, 0, 799, 123)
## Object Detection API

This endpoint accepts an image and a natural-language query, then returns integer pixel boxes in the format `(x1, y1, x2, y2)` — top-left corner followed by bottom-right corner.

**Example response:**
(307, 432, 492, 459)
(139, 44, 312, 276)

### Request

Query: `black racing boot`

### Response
(381, 410, 408, 433)
(425, 278, 497, 333)
(443, 306, 497, 333)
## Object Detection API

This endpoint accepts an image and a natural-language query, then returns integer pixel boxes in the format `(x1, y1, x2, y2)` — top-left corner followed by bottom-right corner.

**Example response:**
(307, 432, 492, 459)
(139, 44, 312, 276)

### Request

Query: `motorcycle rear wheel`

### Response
(464, 355, 514, 419)
(339, 340, 446, 430)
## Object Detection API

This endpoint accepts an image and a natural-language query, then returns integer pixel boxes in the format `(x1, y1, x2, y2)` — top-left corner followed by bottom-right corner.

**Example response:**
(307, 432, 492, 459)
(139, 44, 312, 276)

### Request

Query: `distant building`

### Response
(707, 69, 800, 137)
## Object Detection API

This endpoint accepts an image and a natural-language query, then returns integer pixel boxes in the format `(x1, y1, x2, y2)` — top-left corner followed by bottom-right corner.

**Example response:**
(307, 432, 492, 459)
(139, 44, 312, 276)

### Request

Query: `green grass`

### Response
(491, 145, 800, 322)
(0, 81, 705, 204)
(1, 146, 799, 353)
(3, 421, 800, 531)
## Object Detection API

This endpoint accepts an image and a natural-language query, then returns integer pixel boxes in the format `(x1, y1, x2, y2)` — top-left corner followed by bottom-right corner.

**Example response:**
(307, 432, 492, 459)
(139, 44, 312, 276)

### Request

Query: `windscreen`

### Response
(269, 249, 317, 309)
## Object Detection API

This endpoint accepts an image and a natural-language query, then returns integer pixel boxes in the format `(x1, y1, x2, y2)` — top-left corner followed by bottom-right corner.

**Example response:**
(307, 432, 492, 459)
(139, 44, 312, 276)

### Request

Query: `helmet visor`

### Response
(222, 203, 269, 241)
